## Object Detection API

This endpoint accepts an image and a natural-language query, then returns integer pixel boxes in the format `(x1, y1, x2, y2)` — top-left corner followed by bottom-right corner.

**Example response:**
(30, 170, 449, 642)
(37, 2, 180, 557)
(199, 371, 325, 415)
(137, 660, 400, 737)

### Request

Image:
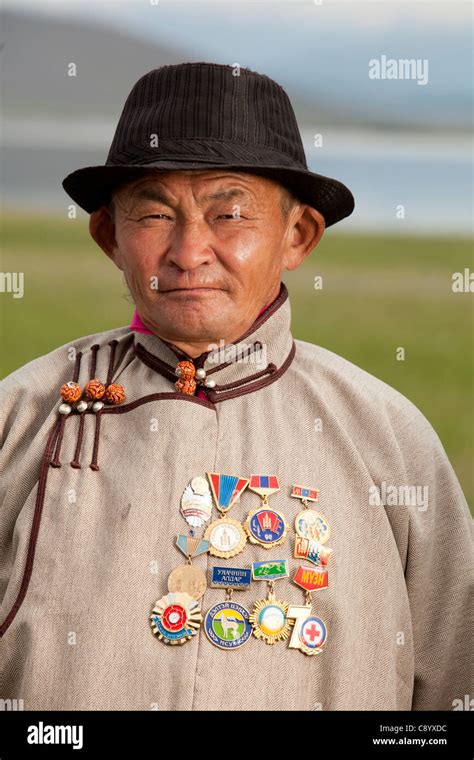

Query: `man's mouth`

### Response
(162, 287, 222, 293)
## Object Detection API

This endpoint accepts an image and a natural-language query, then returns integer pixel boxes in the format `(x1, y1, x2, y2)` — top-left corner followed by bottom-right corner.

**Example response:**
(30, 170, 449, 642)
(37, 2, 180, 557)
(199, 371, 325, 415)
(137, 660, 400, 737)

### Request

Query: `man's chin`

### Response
(140, 301, 231, 344)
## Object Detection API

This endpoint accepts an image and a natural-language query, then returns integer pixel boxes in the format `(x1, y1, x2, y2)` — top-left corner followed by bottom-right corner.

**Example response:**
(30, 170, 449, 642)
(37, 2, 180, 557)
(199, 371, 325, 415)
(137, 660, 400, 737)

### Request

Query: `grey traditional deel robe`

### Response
(0, 283, 472, 711)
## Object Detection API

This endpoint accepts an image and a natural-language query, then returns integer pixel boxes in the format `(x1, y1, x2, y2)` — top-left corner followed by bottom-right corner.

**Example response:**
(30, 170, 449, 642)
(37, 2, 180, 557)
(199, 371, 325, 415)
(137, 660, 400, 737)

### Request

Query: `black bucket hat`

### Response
(62, 62, 354, 227)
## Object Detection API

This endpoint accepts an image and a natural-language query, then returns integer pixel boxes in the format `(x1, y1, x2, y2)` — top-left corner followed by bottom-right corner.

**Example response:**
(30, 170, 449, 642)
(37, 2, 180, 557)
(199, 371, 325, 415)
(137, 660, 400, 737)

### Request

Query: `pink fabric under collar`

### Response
(129, 310, 154, 335)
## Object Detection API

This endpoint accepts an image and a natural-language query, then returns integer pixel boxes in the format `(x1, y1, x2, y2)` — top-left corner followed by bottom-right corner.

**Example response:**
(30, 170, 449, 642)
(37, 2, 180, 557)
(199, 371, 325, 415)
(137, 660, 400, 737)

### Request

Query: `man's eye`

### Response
(217, 214, 242, 220)
(136, 213, 172, 221)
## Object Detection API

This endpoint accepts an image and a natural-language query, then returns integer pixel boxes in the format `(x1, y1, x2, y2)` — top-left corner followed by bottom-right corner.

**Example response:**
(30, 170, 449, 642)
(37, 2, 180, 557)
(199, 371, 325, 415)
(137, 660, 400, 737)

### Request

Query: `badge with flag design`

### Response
(204, 474, 248, 558)
(207, 473, 249, 513)
(245, 474, 287, 548)
(248, 474, 280, 502)
(290, 484, 319, 503)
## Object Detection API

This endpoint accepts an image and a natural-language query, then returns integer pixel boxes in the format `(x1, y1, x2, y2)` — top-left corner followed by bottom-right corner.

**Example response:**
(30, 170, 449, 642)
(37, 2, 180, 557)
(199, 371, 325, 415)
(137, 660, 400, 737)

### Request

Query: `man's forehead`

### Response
(115, 170, 279, 202)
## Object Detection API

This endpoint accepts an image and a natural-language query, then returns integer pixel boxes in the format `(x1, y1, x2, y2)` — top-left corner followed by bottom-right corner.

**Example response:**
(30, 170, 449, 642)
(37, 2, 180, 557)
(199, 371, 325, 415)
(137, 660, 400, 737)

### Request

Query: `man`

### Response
(0, 63, 472, 712)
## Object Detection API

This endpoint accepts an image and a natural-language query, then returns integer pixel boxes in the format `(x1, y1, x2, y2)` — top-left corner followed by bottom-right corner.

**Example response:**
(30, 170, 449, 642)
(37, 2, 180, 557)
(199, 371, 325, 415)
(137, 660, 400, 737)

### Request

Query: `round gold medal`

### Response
(167, 564, 207, 600)
(249, 596, 293, 644)
(204, 517, 247, 559)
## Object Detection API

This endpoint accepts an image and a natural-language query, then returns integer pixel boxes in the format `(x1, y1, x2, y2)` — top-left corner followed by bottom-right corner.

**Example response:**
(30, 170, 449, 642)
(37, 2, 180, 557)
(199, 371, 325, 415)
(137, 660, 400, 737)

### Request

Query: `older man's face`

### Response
(90, 170, 323, 350)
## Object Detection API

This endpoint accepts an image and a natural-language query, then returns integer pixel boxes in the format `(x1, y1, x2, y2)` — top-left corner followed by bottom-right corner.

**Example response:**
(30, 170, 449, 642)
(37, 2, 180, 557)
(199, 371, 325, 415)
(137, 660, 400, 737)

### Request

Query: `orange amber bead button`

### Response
(105, 383, 125, 405)
(60, 381, 82, 403)
(84, 379, 106, 400)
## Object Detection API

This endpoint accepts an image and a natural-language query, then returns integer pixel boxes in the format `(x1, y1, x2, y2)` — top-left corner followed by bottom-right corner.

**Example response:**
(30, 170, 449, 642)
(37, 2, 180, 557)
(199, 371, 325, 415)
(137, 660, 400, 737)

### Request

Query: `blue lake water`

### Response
(2, 121, 472, 235)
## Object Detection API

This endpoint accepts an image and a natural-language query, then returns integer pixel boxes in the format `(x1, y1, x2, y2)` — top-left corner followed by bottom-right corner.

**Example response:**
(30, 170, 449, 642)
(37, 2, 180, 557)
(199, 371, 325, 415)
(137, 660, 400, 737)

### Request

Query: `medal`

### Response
(204, 473, 249, 558)
(176, 534, 210, 558)
(286, 563, 328, 655)
(286, 606, 328, 656)
(291, 484, 331, 545)
(168, 534, 209, 600)
(287, 488, 330, 655)
(150, 477, 210, 641)
(168, 564, 207, 600)
(244, 475, 289, 549)
(204, 566, 252, 650)
(180, 476, 213, 528)
(251, 559, 289, 581)
(150, 592, 202, 645)
(294, 564, 328, 592)
(167, 478, 213, 600)
(294, 536, 333, 567)
(249, 563, 293, 644)
(210, 566, 252, 589)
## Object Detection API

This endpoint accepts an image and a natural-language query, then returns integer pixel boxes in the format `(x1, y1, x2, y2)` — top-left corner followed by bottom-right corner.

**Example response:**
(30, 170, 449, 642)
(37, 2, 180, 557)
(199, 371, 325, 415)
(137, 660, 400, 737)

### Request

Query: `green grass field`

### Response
(1, 213, 472, 509)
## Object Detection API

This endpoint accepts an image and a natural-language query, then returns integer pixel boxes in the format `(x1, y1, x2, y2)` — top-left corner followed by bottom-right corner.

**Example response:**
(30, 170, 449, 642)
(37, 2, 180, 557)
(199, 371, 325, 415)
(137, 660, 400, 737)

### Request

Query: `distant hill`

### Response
(0, 10, 193, 119)
(0, 9, 377, 128)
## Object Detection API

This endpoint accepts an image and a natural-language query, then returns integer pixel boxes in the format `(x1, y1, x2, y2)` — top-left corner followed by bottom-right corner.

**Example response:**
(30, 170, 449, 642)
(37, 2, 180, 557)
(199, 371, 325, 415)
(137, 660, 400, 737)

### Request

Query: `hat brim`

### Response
(62, 161, 354, 228)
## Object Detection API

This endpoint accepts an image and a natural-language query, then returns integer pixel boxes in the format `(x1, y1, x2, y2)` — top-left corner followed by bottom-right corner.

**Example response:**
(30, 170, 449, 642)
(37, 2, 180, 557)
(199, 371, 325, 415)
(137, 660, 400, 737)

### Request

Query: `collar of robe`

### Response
(132, 281, 296, 404)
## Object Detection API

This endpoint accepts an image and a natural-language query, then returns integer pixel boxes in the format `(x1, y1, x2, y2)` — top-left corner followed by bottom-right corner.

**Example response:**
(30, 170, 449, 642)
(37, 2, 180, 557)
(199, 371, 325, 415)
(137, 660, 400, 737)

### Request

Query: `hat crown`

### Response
(106, 62, 308, 169)
(62, 61, 354, 226)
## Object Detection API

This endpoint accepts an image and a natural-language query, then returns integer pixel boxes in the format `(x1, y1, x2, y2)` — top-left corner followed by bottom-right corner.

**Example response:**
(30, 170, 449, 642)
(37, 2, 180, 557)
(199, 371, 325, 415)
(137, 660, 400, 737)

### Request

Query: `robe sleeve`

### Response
(399, 408, 473, 710)
(0, 368, 59, 608)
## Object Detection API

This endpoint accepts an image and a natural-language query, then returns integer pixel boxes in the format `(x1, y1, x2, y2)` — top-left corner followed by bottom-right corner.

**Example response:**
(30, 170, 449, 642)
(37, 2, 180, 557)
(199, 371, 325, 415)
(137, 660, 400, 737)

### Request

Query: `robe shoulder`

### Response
(294, 336, 444, 450)
(293, 337, 470, 519)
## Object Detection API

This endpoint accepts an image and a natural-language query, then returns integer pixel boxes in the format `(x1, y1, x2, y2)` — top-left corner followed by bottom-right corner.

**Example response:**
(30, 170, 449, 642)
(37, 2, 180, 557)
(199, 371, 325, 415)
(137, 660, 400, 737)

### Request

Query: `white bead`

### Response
(175, 366, 182, 377)
(58, 403, 72, 415)
(92, 401, 105, 412)
(205, 379, 216, 388)
(195, 368, 206, 380)
(75, 400, 88, 412)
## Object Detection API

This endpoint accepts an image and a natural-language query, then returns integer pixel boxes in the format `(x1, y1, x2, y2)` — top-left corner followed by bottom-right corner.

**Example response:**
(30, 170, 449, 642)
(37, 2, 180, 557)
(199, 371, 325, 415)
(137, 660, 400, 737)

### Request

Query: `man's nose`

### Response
(166, 218, 216, 270)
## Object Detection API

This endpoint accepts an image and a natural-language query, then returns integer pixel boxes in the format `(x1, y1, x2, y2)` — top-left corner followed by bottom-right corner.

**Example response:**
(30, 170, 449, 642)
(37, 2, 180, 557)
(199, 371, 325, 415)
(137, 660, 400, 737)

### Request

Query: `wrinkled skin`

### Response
(89, 169, 325, 357)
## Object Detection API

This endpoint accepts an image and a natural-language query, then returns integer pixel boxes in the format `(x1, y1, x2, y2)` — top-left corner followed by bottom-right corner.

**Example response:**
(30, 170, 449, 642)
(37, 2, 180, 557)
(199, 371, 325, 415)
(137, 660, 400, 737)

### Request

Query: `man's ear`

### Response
(282, 206, 326, 272)
(89, 207, 121, 266)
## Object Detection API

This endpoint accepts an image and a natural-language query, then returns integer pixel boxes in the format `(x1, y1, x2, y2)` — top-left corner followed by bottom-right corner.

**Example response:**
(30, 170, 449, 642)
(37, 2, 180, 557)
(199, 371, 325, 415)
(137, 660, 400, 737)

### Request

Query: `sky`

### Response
(3, 0, 472, 129)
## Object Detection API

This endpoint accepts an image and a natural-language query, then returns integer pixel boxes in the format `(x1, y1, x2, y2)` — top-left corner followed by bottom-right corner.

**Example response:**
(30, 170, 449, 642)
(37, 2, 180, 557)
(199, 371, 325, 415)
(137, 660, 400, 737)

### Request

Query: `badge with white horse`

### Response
(204, 601, 252, 650)
(204, 566, 252, 649)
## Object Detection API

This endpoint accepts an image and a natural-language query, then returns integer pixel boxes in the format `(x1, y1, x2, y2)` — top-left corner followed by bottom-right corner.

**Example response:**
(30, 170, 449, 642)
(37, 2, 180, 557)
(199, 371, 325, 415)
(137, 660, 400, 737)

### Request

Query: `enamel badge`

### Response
(244, 507, 289, 549)
(204, 473, 249, 558)
(291, 484, 330, 544)
(251, 560, 289, 581)
(294, 536, 333, 566)
(245, 475, 289, 549)
(290, 485, 319, 502)
(150, 592, 202, 645)
(204, 566, 252, 649)
(204, 600, 252, 650)
(287, 606, 328, 656)
(204, 517, 247, 559)
(180, 476, 213, 528)
(249, 595, 293, 645)
(249, 573, 293, 645)
(210, 566, 252, 589)
(207, 472, 249, 512)
(293, 564, 328, 592)
(294, 509, 331, 545)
